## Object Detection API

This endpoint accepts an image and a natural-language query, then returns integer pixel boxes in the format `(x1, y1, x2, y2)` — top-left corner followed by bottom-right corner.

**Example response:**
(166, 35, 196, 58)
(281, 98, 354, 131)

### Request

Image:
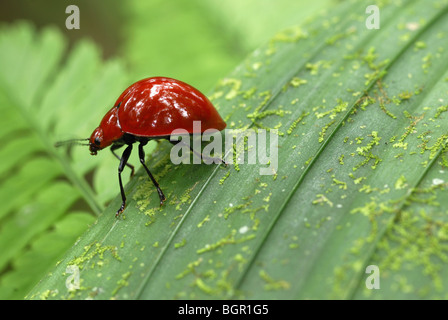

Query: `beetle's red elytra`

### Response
(58, 77, 226, 217)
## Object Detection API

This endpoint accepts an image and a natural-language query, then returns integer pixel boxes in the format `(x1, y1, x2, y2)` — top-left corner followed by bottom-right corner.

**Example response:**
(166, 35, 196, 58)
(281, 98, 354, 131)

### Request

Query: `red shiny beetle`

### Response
(60, 77, 226, 216)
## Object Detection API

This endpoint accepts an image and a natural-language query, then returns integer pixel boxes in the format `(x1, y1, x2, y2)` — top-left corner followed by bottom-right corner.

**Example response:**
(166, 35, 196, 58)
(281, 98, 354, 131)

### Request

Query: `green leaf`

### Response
(0, 22, 126, 299)
(0, 211, 95, 299)
(23, 0, 448, 299)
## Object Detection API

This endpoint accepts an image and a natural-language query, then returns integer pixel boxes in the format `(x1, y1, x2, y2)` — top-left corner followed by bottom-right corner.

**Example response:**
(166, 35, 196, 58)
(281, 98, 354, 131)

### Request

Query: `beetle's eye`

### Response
(94, 137, 101, 145)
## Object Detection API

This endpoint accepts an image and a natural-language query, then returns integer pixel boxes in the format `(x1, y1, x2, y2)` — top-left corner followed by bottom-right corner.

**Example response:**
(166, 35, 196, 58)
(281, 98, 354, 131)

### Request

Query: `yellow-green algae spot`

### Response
(222, 199, 252, 219)
(394, 175, 408, 190)
(111, 271, 132, 296)
(312, 194, 333, 207)
(398, 90, 413, 101)
(361, 47, 389, 86)
(133, 157, 172, 212)
(379, 101, 397, 119)
(349, 173, 366, 185)
(176, 258, 203, 280)
(392, 111, 424, 151)
(68, 242, 121, 270)
(247, 91, 292, 133)
(434, 105, 448, 118)
(242, 86, 257, 99)
(422, 53, 432, 73)
(219, 78, 242, 100)
(266, 26, 308, 56)
(315, 99, 349, 142)
(37, 289, 58, 300)
(196, 229, 256, 254)
(319, 120, 336, 143)
(259, 270, 290, 291)
(191, 278, 214, 295)
(197, 215, 210, 228)
(325, 26, 356, 45)
(353, 131, 382, 171)
(290, 77, 308, 88)
(173, 182, 197, 211)
(427, 134, 448, 160)
(414, 41, 427, 51)
(174, 238, 187, 249)
(333, 178, 348, 190)
(287, 111, 309, 135)
(219, 171, 230, 185)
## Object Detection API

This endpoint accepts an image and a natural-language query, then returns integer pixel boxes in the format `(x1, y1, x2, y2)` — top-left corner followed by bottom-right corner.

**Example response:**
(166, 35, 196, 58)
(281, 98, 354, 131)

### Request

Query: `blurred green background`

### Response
(0, 0, 334, 92)
(0, 0, 335, 299)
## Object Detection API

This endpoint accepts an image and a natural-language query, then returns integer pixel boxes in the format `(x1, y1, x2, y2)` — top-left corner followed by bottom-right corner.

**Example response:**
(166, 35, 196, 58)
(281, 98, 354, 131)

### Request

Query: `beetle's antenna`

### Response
(54, 138, 90, 147)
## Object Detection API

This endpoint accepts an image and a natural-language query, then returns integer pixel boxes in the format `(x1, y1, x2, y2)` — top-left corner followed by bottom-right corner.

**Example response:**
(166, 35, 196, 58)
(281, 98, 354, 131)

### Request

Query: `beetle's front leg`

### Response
(116, 144, 133, 217)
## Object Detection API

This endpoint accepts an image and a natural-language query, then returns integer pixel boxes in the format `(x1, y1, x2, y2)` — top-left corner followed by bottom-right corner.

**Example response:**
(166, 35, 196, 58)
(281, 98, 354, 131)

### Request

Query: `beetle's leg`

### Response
(169, 139, 227, 165)
(138, 142, 166, 206)
(116, 144, 133, 217)
(111, 143, 135, 177)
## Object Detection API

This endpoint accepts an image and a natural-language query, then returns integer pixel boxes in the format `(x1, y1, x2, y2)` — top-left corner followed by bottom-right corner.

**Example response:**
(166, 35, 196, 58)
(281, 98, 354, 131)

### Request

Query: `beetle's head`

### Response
(89, 127, 104, 155)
